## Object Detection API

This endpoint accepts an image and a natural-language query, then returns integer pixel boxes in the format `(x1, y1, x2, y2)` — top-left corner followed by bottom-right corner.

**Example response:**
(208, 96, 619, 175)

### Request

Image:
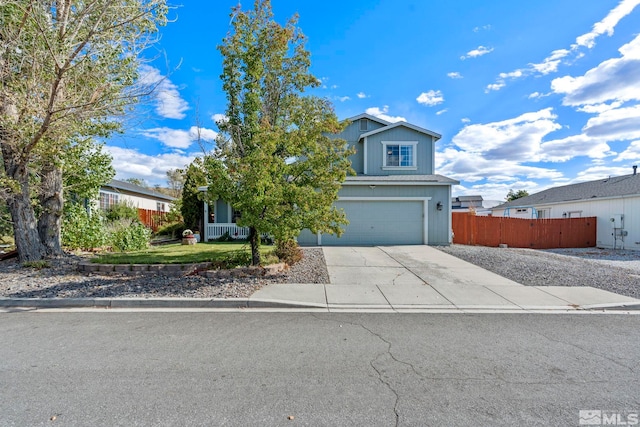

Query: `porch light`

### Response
(436, 201, 443, 211)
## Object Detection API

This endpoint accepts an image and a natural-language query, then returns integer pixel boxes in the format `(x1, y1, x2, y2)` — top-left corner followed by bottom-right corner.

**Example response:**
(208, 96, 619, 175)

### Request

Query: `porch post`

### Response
(203, 202, 209, 241)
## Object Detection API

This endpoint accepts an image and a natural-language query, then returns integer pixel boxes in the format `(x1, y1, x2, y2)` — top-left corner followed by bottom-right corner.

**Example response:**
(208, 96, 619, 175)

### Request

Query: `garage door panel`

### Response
(322, 200, 423, 245)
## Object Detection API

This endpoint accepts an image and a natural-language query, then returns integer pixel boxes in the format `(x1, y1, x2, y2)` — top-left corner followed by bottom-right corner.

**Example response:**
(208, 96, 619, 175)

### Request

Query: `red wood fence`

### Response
(452, 213, 597, 248)
(137, 208, 167, 232)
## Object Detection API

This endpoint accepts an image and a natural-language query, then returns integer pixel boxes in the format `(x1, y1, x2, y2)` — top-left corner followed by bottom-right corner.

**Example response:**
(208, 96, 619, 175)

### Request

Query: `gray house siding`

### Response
(335, 118, 386, 174)
(215, 199, 229, 223)
(364, 127, 435, 175)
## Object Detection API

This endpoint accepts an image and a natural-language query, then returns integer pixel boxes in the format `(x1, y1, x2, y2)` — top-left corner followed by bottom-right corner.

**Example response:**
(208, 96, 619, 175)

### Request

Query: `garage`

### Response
(298, 197, 428, 246)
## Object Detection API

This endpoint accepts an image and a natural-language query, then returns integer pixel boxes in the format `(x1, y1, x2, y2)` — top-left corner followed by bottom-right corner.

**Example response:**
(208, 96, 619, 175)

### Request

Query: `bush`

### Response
(105, 201, 139, 222)
(274, 239, 302, 265)
(62, 203, 109, 250)
(155, 221, 185, 238)
(216, 231, 235, 242)
(210, 250, 253, 269)
(107, 219, 151, 252)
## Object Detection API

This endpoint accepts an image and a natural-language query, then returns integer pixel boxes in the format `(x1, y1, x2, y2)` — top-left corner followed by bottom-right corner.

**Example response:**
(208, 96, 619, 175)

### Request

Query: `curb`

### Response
(0, 297, 322, 310)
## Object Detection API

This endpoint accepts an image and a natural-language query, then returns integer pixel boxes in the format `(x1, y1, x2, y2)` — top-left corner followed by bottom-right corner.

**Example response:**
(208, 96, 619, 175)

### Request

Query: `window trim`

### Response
(99, 191, 119, 211)
(381, 141, 418, 170)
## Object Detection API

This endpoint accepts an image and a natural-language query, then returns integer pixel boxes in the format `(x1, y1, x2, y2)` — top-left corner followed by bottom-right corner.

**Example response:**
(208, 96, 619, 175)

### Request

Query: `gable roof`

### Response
(344, 113, 391, 126)
(494, 173, 640, 209)
(359, 121, 442, 141)
(102, 179, 176, 202)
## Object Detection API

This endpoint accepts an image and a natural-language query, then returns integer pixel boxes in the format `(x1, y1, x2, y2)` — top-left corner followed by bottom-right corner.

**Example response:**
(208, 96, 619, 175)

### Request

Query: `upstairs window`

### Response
(156, 202, 166, 212)
(359, 119, 368, 131)
(382, 141, 418, 169)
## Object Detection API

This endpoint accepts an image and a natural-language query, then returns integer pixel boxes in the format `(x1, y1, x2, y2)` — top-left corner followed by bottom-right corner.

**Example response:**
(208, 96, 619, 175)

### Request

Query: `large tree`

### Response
(181, 158, 206, 232)
(207, 0, 353, 265)
(0, 0, 167, 261)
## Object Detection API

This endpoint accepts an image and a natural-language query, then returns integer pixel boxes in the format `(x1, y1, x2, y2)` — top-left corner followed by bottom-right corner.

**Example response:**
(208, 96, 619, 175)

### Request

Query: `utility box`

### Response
(610, 214, 623, 228)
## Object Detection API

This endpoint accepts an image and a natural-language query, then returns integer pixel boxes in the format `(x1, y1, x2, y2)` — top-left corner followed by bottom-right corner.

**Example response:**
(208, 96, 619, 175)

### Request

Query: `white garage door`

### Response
(320, 199, 425, 245)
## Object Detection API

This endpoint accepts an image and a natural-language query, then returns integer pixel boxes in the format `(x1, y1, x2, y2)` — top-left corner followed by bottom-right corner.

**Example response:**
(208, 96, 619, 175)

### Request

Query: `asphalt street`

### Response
(1, 311, 639, 426)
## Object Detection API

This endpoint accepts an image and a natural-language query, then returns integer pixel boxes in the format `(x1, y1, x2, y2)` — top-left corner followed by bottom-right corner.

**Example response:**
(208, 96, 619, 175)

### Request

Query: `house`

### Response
(99, 179, 175, 213)
(201, 113, 459, 246)
(491, 167, 640, 250)
(452, 195, 502, 216)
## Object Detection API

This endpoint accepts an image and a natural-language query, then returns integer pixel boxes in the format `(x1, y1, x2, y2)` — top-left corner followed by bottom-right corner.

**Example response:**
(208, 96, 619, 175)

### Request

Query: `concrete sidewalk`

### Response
(250, 246, 640, 312)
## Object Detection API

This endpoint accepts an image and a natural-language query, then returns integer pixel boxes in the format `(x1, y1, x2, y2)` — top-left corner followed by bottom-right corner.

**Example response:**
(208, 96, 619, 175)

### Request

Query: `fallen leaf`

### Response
(288, 415, 295, 420)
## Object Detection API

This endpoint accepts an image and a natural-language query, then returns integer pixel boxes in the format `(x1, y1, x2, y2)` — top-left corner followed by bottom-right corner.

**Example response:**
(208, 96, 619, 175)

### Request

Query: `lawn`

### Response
(92, 242, 278, 267)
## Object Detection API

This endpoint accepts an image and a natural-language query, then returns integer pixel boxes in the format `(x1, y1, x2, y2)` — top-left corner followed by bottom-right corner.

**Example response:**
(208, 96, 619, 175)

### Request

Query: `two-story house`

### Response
(202, 113, 459, 246)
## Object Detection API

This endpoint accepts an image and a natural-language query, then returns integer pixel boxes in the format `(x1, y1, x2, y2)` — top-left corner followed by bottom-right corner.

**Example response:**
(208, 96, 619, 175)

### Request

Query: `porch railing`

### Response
(205, 223, 250, 241)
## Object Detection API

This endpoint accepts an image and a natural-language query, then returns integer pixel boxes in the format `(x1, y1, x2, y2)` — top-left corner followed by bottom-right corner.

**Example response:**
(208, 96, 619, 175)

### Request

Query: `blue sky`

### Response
(108, 0, 640, 201)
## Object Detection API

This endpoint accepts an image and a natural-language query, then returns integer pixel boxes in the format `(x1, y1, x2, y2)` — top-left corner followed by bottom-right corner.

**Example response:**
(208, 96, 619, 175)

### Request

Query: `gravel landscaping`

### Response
(436, 245, 640, 299)
(0, 248, 329, 299)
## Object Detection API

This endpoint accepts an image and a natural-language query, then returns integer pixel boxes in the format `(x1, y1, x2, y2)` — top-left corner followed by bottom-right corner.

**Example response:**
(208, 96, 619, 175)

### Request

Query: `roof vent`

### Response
(634, 165, 637, 176)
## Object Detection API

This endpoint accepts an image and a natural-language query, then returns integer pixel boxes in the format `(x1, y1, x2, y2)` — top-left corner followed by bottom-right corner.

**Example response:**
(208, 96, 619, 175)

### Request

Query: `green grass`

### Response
(92, 242, 278, 267)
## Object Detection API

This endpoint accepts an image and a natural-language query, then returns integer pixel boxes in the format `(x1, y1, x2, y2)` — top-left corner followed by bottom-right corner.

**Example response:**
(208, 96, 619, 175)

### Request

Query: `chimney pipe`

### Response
(634, 165, 638, 176)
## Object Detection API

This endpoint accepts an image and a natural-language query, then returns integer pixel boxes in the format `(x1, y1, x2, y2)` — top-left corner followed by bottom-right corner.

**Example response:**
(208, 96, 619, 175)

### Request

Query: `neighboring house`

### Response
(201, 113, 459, 246)
(452, 195, 501, 216)
(491, 167, 640, 250)
(99, 179, 175, 213)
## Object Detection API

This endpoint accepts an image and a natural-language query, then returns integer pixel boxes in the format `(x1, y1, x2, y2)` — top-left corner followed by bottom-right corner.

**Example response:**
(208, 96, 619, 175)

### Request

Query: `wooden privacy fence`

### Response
(452, 213, 597, 248)
(137, 208, 167, 232)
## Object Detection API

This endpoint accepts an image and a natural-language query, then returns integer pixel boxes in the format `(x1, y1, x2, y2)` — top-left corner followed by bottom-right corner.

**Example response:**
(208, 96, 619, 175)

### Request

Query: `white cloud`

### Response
(436, 109, 448, 115)
(142, 126, 217, 149)
(551, 34, 640, 107)
(460, 46, 493, 60)
(365, 106, 406, 123)
(485, 82, 505, 92)
(138, 65, 189, 120)
(572, 165, 636, 182)
(416, 90, 444, 106)
(337, 96, 350, 102)
(106, 146, 197, 185)
(211, 113, 229, 124)
(530, 49, 570, 75)
(452, 108, 561, 162)
(583, 104, 640, 140)
(436, 146, 563, 185)
(357, 92, 368, 99)
(473, 24, 492, 33)
(488, 1, 640, 89)
(447, 72, 463, 79)
(538, 134, 614, 162)
(461, 118, 471, 123)
(575, 0, 640, 49)
(614, 140, 640, 161)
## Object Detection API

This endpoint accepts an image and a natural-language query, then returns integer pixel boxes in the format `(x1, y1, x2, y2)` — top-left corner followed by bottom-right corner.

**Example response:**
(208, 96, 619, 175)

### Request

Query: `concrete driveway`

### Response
(251, 245, 640, 311)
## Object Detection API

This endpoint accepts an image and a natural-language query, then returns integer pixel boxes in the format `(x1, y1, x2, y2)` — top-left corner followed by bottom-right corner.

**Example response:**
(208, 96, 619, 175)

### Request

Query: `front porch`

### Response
(202, 200, 248, 241)
(204, 222, 250, 241)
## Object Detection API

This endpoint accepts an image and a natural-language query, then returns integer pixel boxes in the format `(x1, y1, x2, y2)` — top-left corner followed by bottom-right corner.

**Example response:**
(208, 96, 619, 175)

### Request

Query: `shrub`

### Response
(210, 250, 252, 269)
(105, 201, 139, 222)
(62, 203, 109, 250)
(216, 231, 236, 242)
(155, 221, 185, 238)
(274, 239, 302, 265)
(107, 219, 151, 251)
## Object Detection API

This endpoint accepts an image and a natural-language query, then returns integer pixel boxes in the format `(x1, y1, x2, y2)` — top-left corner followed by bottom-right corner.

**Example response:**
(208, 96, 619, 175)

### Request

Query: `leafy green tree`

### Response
(0, 0, 167, 262)
(506, 189, 530, 202)
(206, 0, 353, 265)
(181, 158, 206, 232)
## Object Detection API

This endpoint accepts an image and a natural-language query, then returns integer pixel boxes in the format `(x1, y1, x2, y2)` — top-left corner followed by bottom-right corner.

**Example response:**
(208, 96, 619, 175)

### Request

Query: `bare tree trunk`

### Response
(37, 162, 64, 257)
(248, 226, 261, 266)
(1, 148, 46, 262)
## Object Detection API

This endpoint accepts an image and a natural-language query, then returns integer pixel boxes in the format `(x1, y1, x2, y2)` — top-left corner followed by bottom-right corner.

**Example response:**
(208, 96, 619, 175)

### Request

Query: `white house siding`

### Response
(494, 196, 640, 250)
(99, 190, 171, 212)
